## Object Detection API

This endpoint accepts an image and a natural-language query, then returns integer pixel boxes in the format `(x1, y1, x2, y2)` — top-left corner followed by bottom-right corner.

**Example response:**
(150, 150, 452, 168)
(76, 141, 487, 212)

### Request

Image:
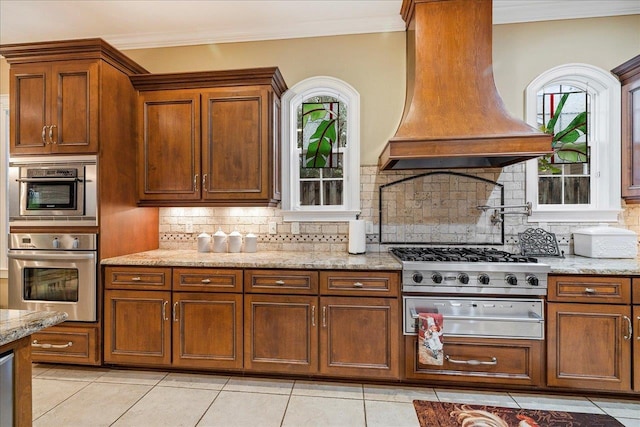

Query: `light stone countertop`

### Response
(101, 249, 402, 271)
(101, 249, 640, 276)
(0, 310, 68, 347)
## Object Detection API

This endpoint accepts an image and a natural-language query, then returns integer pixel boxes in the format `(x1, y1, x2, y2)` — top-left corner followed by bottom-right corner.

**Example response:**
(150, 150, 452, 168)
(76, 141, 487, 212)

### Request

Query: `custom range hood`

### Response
(379, 0, 552, 170)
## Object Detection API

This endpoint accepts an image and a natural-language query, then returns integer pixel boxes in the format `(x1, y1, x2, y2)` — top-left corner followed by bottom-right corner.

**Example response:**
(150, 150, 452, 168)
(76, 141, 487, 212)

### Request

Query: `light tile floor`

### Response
(32, 364, 640, 427)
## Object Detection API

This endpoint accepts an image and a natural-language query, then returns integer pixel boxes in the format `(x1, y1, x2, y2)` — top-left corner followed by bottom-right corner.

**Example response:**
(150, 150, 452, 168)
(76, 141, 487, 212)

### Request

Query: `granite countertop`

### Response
(0, 310, 68, 347)
(101, 249, 640, 275)
(101, 249, 402, 270)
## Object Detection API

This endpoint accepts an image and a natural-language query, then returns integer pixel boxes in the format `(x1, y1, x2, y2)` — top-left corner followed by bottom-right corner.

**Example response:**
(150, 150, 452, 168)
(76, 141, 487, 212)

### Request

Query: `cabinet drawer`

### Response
(105, 266, 171, 291)
(245, 269, 319, 294)
(549, 276, 631, 304)
(173, 268, 243, 292)
(404, 336, 543, 386)
(320, 271, 399, 297)
(31, 325, 100, 366)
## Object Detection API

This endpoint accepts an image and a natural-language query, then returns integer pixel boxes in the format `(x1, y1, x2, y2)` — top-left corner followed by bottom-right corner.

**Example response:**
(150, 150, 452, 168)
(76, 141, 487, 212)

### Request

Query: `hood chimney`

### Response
(379, 0, 552, 170)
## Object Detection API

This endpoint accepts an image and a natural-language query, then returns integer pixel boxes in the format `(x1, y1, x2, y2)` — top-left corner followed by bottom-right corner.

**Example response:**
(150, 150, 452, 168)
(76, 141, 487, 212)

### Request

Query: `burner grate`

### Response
(390, 247, 538, 263)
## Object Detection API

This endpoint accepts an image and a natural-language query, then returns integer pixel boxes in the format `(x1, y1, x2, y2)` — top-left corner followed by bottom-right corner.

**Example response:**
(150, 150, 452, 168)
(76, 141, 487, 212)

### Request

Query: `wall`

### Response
(1, 14, 639, 254)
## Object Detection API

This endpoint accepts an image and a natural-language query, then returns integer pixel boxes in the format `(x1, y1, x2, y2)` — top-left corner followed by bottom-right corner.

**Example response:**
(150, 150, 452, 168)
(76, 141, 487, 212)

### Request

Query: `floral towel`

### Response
(418, 312, 444, 365)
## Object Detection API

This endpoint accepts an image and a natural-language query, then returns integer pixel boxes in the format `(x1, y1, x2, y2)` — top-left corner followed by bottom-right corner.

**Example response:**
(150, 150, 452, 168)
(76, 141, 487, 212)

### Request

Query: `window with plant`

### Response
(297, 96, 347, 206)
(536, 85, 590, 205)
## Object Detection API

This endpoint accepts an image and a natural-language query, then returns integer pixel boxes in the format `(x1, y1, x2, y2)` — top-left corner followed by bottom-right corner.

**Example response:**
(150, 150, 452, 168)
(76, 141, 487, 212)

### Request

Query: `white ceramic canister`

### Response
(213, 228, 228, 253)
(244, 233, 257, 253)
(197, 232, 212, 253)
(228, 230, 243, 253)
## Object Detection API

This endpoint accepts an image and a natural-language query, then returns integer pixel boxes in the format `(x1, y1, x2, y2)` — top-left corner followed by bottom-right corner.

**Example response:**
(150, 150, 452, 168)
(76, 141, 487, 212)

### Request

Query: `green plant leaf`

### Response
(305, 118, 337, 167)
(554, 111, 587, 143)
(302, 103, 328, 128)
(544, 93, 570, 132)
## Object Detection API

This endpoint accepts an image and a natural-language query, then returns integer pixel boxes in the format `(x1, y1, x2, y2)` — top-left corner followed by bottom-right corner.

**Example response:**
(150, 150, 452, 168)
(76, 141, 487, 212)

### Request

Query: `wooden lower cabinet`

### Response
(173, 292, 243, 369)
(547, 302, 632, 391)
(31, 324, 100, 366)
(104, 289, 172, 366)
(320, 296, 399, 379)
(404, 336, 544, 386)
(634, 305, 640, 392)
(244, 294, 318, 374)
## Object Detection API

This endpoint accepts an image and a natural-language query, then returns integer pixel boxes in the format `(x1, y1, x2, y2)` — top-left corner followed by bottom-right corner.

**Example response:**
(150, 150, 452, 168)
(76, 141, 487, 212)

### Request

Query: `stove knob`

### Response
(506, 274, 518, 286)
(526, 275, 539, 286)
(52, 237, 60, 249)
(431, 273, 443, 284)
(412, 272, 424, 284)
(458, 273, 469, 284)
(478, 274, 490, 285)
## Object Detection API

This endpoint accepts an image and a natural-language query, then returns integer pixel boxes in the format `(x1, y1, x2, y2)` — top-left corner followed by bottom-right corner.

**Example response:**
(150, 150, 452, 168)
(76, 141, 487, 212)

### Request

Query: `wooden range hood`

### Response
(379, 0, 552, 170)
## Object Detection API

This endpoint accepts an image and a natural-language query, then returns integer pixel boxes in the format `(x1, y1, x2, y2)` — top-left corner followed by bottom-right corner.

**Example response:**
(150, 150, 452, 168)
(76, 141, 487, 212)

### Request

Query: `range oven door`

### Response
(403, 296, 544, 339)
(8, 250, 97, 322)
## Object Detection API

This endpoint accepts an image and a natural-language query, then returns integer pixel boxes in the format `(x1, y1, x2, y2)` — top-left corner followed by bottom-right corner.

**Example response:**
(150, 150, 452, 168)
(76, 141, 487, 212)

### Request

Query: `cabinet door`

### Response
(104, 290, 171, 366)
(202, 87, 270, 203)
(10, 63, 49, 153)
(138, 91, 201, 201)
(244, 294, 318, 374)
(547, 302, 632, 391)
(622, 78, 640, 201)
(50, 60, 99, 153)
(319, 296, 399, 379)
(634, 305, 640, 392)
(173, 292, 243, 370)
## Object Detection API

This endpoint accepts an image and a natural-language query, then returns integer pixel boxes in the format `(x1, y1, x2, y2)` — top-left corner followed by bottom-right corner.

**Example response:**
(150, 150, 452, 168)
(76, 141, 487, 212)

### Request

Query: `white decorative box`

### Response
(573, 225, 638, 258)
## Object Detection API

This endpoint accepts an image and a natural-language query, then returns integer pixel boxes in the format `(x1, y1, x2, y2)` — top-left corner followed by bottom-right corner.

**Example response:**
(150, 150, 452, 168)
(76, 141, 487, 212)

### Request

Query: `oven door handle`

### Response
(8, 252, 95, 261)
(410, 308, 543, 322)
(16, 177, 82, 183)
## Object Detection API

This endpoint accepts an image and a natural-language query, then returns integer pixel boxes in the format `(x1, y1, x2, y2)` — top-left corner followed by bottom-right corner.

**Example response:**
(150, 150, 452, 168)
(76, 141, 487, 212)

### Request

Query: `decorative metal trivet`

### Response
(518, 228, 564, 258)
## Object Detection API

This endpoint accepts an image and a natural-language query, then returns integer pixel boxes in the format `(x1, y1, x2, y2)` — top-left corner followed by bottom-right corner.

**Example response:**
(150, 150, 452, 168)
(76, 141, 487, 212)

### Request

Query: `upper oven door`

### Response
(7, 250, 97, 322)
(18, 167, 84, 216)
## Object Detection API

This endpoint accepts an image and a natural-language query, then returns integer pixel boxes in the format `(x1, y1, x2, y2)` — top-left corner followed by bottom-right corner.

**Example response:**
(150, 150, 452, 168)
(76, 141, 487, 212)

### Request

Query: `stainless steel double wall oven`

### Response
(7, 156, 99, 322)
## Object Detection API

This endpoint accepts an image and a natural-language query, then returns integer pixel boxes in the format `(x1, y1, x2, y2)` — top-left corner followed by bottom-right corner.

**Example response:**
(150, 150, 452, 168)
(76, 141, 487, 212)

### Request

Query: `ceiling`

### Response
(1, 0, 639, 50)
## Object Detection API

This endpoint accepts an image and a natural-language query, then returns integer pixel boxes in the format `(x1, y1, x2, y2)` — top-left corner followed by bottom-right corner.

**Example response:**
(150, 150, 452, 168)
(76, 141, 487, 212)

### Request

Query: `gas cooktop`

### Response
(390, 247, 539, 263)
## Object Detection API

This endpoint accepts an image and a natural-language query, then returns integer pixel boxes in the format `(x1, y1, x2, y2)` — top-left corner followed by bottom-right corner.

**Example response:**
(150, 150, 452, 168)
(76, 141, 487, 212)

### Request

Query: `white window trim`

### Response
(281, 76, 360, 222)
(524, 63, 622, 223)
(0, 94, 8, 278)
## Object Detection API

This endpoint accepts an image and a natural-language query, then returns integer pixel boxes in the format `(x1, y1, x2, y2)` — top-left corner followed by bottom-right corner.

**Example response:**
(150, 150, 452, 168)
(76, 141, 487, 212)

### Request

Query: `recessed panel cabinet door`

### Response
(104, 290, 171, 366)
(319, 296, 399, 379)
(202, 88, 268, 202)
(138, 91, 201, 201)
(634, 305, 640, 392)
(244, 294, 318, 374)
(9, 61, 99, 154)
(173, 292, 243, 370)
(547, 302, 632, 391)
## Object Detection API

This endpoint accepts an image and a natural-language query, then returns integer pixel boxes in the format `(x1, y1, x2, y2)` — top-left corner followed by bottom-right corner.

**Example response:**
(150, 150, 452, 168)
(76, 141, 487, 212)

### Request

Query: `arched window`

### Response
(281, 76, 360, 221)
(524, 64, 621, 222)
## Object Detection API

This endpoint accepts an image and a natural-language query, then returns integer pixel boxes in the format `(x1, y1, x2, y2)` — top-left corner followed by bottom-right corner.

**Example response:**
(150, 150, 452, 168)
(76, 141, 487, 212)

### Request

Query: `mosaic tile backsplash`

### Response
(159, 163, 640, 254)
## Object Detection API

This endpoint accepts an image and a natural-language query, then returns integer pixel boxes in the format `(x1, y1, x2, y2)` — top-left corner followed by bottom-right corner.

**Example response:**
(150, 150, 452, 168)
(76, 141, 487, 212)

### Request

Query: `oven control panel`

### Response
(9, 233, 97, 251)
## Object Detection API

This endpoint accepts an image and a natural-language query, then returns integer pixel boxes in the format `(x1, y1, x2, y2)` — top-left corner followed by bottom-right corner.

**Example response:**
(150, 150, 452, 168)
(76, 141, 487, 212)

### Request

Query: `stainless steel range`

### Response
(392, 247, 550, 339)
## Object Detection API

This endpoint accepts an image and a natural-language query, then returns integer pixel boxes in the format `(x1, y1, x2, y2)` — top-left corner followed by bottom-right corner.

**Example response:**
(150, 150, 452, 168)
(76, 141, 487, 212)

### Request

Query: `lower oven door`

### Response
(8, 250, 97, 322)
(403, 296, 544, 339)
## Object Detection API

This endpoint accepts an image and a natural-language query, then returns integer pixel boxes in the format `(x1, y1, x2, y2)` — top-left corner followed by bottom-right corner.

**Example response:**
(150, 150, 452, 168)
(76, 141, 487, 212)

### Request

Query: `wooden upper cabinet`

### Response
(138, 91, 201, 201)
(9, 60, 99, 154)
(613, 55, 640, 203)
(131, 68, 287, 207)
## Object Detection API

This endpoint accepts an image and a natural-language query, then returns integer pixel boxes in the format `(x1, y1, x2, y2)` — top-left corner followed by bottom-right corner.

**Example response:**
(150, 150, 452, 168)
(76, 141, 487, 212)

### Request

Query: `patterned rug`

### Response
(413, 400, 624, 427)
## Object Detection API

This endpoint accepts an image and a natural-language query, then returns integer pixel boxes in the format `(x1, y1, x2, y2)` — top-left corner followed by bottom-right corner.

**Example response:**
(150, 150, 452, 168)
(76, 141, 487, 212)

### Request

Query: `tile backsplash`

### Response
(159, 163, 640, 254)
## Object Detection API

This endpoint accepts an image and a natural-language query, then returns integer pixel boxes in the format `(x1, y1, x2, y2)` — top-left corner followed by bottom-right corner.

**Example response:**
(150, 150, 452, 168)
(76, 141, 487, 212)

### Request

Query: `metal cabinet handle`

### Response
(131, 276, 142, 281)
(201, 278, 211, 284)
(42, 125, 49, 145)
(353, 282, 364, 288)
(202, 174, 208, 192)
(194, 174, 199, 192)
(311, 306, 316, 327)
(322, 306, 327, 327)
(623, 316, 632, 341)
(275, 280, 285, 285)
(445, 355, 497, 366)
(584, 288, 596, 294)
(173, 302, 179, 322)
(32, 340, 73, 349)
(162, 300, 169, 321)
(49, 124, 57, 144)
